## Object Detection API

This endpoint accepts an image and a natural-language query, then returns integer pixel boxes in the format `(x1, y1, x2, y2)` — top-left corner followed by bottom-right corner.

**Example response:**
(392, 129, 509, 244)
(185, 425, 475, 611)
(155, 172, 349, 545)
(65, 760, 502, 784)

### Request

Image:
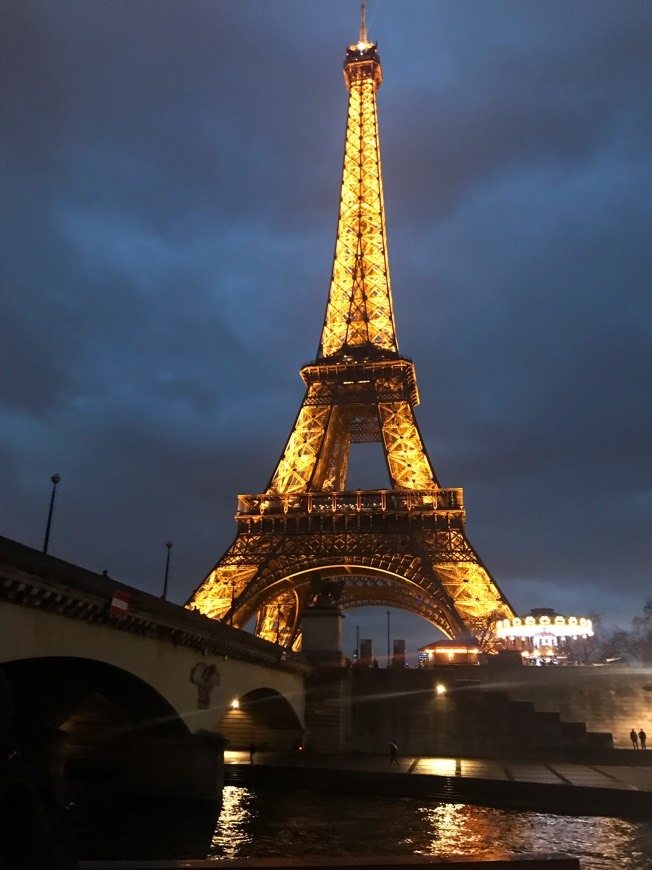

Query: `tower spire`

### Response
(318, 9, 395, 360)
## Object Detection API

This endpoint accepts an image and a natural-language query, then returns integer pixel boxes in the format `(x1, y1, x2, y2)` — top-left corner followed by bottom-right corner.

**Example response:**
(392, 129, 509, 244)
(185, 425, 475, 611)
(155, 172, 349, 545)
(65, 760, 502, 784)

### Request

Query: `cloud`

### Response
(1, 1, 650, 660)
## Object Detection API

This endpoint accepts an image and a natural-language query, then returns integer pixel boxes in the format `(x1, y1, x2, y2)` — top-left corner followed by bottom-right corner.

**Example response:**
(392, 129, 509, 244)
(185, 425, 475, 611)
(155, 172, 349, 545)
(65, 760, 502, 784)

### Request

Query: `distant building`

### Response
(392, 638, 406, 668)
(495, 608, 593, 664)
(418, 638, 480, 666)
(359, 638, 373, 667)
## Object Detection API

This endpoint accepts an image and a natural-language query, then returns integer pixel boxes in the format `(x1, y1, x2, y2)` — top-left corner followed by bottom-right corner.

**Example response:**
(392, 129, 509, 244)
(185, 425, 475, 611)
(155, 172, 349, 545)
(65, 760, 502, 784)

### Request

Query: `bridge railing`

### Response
(236, 489, 464, 517)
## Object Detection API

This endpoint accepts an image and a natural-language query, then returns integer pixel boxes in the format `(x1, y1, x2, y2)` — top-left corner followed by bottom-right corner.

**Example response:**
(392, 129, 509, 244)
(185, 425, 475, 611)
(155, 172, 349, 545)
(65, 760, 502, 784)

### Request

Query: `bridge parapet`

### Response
(0, 535, 310, 674)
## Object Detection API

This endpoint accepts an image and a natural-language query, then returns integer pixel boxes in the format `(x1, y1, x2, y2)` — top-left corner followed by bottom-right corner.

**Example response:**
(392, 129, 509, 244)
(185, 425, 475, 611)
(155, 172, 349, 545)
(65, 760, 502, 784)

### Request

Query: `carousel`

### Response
(495, 608, 593, 664)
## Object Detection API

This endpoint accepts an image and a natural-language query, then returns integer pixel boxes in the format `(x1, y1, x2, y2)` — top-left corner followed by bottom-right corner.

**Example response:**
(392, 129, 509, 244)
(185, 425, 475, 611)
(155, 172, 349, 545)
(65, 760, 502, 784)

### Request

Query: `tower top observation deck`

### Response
(343, 4, 382, 90)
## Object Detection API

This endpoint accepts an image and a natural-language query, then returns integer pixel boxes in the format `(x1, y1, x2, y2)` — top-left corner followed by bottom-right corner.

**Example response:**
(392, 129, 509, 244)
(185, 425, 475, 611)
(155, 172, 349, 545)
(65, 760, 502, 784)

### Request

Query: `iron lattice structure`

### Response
(187, 17, 515, 648)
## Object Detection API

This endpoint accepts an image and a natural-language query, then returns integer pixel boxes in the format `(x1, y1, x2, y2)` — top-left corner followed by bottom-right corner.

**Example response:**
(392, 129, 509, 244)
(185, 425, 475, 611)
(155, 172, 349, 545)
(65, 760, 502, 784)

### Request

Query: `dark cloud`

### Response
(1, 1, 650, 661)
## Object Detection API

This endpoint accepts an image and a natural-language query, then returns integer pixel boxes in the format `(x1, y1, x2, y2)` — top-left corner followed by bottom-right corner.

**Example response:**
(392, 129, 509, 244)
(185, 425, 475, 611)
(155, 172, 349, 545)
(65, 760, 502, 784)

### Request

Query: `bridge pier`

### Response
(300, 596, 352, 753)
(304, 670, 352, 753)
(119, 730, 226, 801)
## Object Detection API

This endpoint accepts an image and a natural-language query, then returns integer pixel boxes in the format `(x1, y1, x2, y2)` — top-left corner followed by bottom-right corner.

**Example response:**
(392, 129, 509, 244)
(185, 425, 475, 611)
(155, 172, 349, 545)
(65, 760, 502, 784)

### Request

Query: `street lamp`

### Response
(162, 540, 173, 599)
(42, 474, 61, 554)
(356, 624, 360, 663)
(386, 609, 391, 668)
(229, 581, 236, 625)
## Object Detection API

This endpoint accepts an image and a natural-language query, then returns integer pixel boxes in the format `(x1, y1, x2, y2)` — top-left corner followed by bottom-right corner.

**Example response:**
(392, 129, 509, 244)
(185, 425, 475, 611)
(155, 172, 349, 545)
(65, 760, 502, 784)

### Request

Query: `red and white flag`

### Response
(110, 590, 130, 618)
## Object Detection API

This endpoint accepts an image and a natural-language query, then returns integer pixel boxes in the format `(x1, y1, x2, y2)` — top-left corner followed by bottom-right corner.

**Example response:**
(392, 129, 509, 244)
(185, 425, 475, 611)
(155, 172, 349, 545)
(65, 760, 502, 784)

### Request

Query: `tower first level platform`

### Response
(189, 485, 512, 649)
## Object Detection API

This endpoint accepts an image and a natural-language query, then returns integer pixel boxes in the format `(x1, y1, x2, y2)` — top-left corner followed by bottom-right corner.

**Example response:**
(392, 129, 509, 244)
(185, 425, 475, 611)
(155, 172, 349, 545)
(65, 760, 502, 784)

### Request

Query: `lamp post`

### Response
(355, 624, 360, 663)
(229, 581, 236, 625)
(386, 609, 391, 668)
(42, 474, 61, 554)
(162, 540, 173, 599)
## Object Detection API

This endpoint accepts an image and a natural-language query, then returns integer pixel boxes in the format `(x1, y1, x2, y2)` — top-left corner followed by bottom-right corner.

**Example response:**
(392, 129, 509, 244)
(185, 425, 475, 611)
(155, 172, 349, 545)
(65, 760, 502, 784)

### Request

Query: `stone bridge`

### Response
(0, 536, 309, 799)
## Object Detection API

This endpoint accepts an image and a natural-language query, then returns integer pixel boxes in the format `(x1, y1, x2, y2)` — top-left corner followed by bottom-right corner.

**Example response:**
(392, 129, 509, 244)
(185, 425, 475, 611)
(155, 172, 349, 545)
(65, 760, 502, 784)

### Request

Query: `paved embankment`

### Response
(224, 750, 652, 820)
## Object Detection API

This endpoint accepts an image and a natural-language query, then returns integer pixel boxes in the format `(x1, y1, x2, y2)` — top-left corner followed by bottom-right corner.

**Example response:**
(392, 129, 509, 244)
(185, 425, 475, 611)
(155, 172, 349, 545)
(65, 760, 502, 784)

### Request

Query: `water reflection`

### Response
(210, 786, 256, 858)
(415, 803, 510, 860)
(211, 788, 652, 869)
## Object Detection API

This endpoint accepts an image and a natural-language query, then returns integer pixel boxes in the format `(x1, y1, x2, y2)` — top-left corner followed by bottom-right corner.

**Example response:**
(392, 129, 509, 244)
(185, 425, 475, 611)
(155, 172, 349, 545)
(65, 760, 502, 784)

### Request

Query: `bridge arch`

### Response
(1, 655, 189, 739)
(0, 539, 309, 795)
(0, 656, 194, 802)
(217, 686, 303, 751)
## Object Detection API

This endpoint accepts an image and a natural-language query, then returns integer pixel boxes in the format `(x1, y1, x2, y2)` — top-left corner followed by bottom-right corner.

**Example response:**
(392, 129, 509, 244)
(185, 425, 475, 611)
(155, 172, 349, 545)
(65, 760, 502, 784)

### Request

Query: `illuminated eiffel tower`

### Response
(187, 10, 515, 648)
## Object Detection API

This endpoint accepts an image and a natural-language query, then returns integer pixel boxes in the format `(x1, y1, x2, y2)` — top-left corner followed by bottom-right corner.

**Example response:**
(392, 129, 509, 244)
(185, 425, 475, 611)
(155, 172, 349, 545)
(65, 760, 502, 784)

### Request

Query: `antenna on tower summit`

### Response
(360, 3, 368, 43)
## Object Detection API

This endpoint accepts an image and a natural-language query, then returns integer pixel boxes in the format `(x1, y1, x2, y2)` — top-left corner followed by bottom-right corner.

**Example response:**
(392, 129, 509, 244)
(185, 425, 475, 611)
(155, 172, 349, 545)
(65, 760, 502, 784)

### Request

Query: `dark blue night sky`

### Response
(2, 1, 651, 661)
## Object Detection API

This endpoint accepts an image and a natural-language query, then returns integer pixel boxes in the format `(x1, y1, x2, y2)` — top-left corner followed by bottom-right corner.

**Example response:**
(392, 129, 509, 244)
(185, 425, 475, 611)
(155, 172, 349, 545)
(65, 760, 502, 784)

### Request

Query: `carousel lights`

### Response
(496, 613, 593, 640)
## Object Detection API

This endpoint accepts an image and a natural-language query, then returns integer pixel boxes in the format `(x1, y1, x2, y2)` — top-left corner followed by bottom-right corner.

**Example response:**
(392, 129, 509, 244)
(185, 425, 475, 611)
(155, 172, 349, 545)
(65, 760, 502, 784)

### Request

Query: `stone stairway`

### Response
(350, 676, 612, 758)
(449, 687, 612, 758)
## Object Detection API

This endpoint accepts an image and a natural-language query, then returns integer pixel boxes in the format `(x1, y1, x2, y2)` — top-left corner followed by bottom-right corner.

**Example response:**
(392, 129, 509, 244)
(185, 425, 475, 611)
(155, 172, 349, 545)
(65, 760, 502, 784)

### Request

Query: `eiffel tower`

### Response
(187, 10, 515, 648)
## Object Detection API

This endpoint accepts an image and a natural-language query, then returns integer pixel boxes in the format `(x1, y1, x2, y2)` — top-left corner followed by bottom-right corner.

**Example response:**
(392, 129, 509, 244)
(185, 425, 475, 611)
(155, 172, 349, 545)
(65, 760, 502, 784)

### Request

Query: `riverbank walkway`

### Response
(226, 748, 652, 791)
(224, 749, 652, 819)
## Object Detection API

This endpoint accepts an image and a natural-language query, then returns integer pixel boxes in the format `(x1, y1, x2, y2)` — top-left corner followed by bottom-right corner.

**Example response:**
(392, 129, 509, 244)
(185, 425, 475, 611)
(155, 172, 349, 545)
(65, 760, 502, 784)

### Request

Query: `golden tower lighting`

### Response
(187, 11, 515, 649)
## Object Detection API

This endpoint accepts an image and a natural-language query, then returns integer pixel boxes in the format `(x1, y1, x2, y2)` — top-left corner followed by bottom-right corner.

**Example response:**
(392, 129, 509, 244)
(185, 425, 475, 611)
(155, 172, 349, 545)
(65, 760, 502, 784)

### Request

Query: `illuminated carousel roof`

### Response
(496, 608, 593, 639)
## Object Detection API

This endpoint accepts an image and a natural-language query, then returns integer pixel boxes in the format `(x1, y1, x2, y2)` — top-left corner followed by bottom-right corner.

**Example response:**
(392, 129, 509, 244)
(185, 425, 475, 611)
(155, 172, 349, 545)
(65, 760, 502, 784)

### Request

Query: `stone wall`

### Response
(480, 663, 652, 749)
(344, 664, 652, 756)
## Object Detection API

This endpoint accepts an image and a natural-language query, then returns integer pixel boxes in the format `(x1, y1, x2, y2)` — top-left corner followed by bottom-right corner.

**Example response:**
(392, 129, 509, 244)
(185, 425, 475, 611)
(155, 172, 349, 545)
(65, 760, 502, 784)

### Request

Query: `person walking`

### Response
(388, 741, 399, 767)
(638, 729, 647, 750)
(630, 728, 639, 749)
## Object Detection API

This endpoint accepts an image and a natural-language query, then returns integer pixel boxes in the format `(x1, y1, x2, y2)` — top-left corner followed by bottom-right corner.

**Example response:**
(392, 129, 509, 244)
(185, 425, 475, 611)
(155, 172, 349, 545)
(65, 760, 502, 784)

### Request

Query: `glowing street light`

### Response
(42, 474, 61, 554)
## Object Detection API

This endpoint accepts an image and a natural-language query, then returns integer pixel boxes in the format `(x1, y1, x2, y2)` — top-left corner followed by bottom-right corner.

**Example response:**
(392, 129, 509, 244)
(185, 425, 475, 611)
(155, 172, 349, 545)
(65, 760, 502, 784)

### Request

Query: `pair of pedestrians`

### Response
(630, 728, 647, 749)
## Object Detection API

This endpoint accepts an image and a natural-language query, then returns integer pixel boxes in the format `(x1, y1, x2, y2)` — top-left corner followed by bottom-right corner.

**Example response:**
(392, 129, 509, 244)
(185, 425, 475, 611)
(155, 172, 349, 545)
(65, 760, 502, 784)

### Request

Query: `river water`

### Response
(211, 786, 652, 868)
(77, 786, 652, 867)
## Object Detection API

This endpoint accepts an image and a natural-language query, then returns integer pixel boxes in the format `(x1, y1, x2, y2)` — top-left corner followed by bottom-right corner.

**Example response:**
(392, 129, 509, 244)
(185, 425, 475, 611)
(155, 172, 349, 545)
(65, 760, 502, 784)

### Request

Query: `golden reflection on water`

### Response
(413, 803, 650, 868)
(210, 785, 256, 858)
(414, 803, 509, 860)
(210, 787, 652, 868)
